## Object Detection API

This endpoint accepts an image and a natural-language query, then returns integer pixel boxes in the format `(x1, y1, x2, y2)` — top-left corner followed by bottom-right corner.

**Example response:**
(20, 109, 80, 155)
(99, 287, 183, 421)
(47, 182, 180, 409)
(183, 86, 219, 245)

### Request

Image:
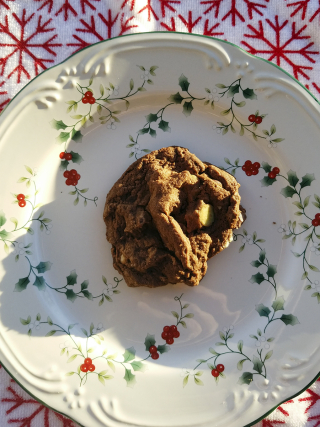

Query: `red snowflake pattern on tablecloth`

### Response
(284, 0, 320, 22)
(1, 384, 77, 427)
(0, 0, 14, 10)
(200, 0, 270, 25)
(67, 10, 138, 53)
(241, 15, 319, 80)
(33, 0, 101, 19)
(0, 80, 10, 112)
(0, 8, 62, 83)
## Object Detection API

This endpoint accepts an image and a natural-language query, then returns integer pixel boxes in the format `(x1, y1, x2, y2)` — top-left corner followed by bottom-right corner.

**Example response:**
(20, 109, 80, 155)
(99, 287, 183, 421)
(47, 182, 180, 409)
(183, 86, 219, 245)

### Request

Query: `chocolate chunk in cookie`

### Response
(103, 146, 246, 288)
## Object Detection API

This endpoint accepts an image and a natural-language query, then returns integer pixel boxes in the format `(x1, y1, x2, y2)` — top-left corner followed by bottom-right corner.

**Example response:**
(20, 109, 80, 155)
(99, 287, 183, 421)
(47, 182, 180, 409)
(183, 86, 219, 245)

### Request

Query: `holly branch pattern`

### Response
(128, 75, 285, 159)
(14, 259, 122, 304)
(127, 73, 206, 158)
(51, 65, 158, 205)
(0, 165, 52, 256)
(20, 295, 193, 387)
(183, 231, 299, 388)
(213, 79, 284, 145)
(222, 157, 320, 302)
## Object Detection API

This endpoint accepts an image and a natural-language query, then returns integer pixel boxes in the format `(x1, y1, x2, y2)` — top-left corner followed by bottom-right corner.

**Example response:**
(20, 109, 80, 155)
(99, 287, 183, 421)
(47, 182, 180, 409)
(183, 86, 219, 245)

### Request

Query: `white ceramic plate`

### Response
(1, 32, 320, 427)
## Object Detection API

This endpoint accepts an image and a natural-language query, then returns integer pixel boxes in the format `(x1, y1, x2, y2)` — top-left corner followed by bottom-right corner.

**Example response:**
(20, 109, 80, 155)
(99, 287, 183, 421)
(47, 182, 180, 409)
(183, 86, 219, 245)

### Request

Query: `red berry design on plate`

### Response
(80, 364, 88, 373)
(268, 171, 276, 179)
(170, 325, 177, 333)
(82, 98, 89, 104)
(88, 97, 96, 104)
(17, 194, 25, 201)
(163, 326, 170, 333)
(76, 173, 81, 180)
(149, 345, 157, 354)
(255, 116, 262, 124)
(84, 91, 92, 97)
(72, 180, 78, 186)
(63, 171, 70, 178)
(84, 358, 92, 365)
(65, 153, 72, 161)
(166, 337, 174, 345)
(88, 364, 95, 372)
(211, 369, 219, 377)
(315, 213, 320, 221)
(273, 167, 280, 175)
(248, 115, 255, 122)
(18, 200, 26, 207)
(66, 178, 73, 186)
(217, 364, 225, 373)
(59, 152, 65, 159)
(312, 219, 319, 227)
(161, 331, 168, 340)
(173, 330, 180, 338)
(242, 160, 260, 177)
(151, 352, 159, 360)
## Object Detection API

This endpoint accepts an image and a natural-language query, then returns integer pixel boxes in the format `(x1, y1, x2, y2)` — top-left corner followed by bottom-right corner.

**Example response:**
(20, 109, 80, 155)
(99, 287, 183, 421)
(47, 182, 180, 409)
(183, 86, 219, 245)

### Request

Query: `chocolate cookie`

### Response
(103, 146, 246, 288)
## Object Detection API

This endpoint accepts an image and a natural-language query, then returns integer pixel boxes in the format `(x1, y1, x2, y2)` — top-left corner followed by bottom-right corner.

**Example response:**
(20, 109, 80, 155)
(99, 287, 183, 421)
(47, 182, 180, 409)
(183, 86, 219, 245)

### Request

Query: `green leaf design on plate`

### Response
(65, 289, 77, 302)
(0, 229, 14, 240)
(237, 359, 247, 371)
(145, 113, 158, 123)
(0, 210, 6, 228)
(272, 296, 285, 312)
(123, 346, 136, 362)
(124, 368, 136, 388)
(45, 330, 57, 337)
(57, 131, 70, 143)
(266, 264, 277, 278)
(280, 186, 297, 198)
(260, 176, 276, 187)
(251, 260, 262, 268)
(255, 304, 271, 317)
(138, 128, 149, 135)
(157, 344, 170, 354)
(149, 128, 156, 138)
(259, 250, 266, 263)
(300, 173, 315, 188)
(14, 277, 30, 292)
(66, 270, 77, 286)
(168, 92, 184, 104)
(158, 120, 171, 132)
(70, 151, 83, 164)
(130, 361, 147, 372)
(249, 273, 265, 284)
(227, 84, 239, 98)
(33, 276, 46, 290)
(238, 372, 253, 385)
(20, 316, 31, 325)
(71, 129, 83, 143)
(50, 119, 68, 130)
(144, 333, 156, 351)
(242, 88, 257, 100)
(252, 355, 263, 374)
(178, 74, 190, 92)
(182, 101, 193, 117)
(261, 162, 272, 173)
(287, 170, 299, 187)
(265, 350, 273, 360)
(35, 261, 52, 274)
(280, 314, 300, 326)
